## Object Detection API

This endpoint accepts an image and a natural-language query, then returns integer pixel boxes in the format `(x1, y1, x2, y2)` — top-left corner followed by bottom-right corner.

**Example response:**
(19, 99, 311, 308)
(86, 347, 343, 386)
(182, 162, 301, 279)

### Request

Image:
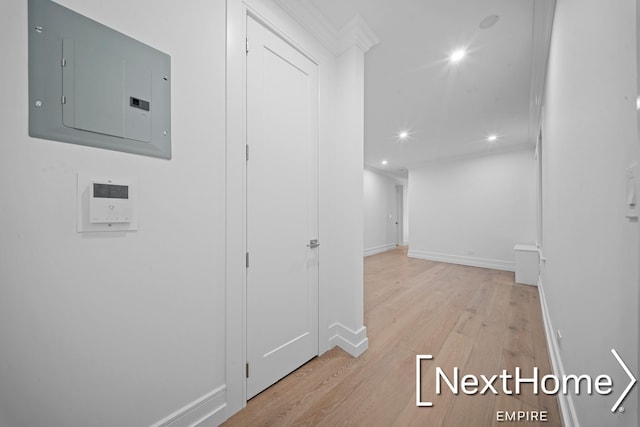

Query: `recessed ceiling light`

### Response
(381, 160, 388, 165)
(449, 48, 466, 63)
(398, 131, 409, 140)
(487, 134, 498, 142)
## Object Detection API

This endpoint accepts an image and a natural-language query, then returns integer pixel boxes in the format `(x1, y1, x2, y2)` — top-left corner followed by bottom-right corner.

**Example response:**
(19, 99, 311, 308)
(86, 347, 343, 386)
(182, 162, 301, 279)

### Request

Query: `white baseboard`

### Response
(537, 279, 580, 427)
(151, 385, 227, 427)
(328, 322, 368, 357)
(407, 250, 515, 272)
(363, 243, 397, 257)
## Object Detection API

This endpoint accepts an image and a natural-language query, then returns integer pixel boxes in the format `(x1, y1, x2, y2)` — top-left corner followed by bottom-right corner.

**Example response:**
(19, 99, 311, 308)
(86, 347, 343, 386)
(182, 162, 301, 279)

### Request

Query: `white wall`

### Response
(363, 168, 401, 256)
(408, 148, 536, 271)
(539, 0, 639, 425)
(0, 1, 227, 426)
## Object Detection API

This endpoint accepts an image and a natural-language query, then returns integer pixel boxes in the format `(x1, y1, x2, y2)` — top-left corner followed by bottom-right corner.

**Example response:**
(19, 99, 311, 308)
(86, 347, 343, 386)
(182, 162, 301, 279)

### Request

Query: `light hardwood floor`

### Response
(222, 246, 561, 426)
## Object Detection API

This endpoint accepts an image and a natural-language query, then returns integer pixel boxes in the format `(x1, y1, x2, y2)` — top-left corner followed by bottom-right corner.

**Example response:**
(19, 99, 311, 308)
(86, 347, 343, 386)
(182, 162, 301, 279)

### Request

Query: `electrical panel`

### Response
(29, 0, 172, 159)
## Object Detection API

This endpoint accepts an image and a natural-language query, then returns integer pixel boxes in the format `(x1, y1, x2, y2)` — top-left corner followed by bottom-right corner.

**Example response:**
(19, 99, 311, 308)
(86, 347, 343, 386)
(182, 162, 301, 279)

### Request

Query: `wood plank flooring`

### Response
(222, 246, 561, 426)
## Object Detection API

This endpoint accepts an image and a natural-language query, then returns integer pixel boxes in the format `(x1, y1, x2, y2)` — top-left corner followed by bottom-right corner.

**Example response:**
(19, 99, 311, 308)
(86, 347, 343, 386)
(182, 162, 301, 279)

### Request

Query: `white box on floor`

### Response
(514, 244, 539, 286)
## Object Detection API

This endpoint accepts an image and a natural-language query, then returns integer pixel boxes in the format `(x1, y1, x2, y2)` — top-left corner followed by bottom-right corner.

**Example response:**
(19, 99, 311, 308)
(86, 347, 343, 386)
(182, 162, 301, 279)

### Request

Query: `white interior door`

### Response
(395, 185, 403, 246)
(246, 16, 319, 399)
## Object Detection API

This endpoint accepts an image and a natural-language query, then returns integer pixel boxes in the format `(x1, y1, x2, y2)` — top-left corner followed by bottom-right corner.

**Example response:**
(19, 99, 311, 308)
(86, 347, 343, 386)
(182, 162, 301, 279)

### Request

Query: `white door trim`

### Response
(225, 0, 248, 415)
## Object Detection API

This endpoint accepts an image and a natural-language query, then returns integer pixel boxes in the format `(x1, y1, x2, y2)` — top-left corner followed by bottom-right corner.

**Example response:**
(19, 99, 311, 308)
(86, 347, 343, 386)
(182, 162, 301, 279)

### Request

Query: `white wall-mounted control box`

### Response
(90, 181, 132, 224)
(77, 173, 138, 232)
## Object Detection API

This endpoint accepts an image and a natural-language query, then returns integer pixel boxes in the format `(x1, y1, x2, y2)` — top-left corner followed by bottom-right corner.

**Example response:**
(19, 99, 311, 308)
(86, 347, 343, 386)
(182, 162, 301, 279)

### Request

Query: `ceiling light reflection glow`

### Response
(449, 49, 466, 62)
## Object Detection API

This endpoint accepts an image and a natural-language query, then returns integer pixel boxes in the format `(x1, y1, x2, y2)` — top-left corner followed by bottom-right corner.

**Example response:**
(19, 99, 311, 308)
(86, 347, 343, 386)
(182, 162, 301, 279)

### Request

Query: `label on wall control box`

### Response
(90, 181, 132, 224)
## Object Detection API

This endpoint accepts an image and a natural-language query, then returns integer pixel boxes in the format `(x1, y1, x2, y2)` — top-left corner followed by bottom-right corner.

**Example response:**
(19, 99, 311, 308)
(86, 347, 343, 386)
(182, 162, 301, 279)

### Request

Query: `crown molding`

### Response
(337, 14, 380, 54)
(364, 164, 408, 184)
(528, 0, 556, 144)
(407, 141, 536, 170)
(272, 0, 379, 56)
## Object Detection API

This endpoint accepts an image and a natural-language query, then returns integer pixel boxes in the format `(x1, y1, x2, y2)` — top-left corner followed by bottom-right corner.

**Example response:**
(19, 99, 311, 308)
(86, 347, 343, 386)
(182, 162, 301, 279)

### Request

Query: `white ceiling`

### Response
(309, 0, 537, 178)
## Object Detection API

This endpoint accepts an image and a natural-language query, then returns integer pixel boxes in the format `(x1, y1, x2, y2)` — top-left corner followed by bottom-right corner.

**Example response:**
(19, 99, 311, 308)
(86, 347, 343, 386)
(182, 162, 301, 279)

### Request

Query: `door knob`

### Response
(307, 239, 320, 248)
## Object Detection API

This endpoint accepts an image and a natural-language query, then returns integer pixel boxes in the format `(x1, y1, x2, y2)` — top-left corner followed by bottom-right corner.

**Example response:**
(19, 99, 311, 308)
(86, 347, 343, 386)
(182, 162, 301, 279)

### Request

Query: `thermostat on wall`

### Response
(77, 173, 138, 232)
